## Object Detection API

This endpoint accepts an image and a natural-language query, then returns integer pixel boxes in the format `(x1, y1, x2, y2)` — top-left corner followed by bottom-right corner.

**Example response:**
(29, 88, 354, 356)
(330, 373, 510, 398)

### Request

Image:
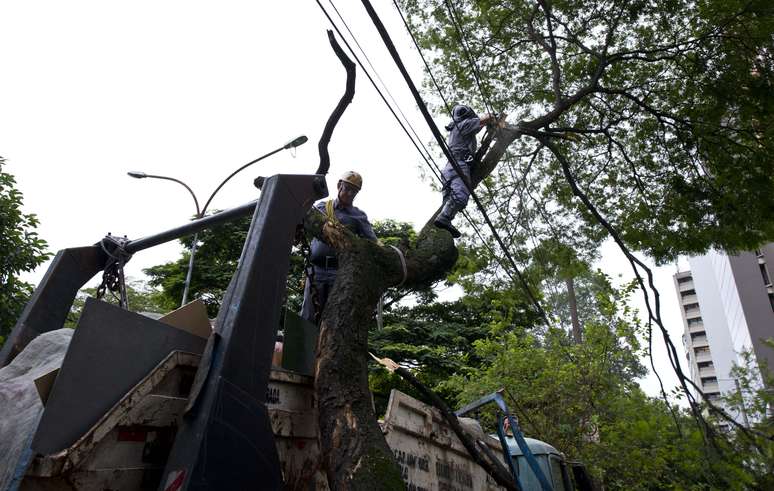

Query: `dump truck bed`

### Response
(21, 351, 328, 491)
(22, 350, 568, 490)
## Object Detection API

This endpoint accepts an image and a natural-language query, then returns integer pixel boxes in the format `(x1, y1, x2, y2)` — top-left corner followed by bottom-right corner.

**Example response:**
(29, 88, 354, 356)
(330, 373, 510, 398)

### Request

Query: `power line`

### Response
(317, 0, 505, 274)
(315, 0, 443, 183)
(318, 0, 532, 313)
(443, 0, 495, 115)
(326, 1, 439, 171)
(359, 0, 550, 326)
(391, 0, 454, 115)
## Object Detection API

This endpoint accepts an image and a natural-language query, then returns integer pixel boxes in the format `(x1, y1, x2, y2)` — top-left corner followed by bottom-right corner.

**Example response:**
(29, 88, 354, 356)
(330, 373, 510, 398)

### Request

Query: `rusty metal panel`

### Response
(31, 300, 206, 455)
(382, 390, 506, 491)
(267, 369, 327, 491)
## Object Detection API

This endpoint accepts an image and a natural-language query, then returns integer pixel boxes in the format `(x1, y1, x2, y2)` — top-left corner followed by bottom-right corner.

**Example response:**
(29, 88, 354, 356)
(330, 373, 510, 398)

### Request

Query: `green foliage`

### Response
(0, 157, 50, 347)
(715, 344, 774, 488)
(402, 0, 774, 264)
(144, 216, 424, 318)
(440, 293, 757, 488)
(144, 213, 252, 317)
(371, 258, 774, 487)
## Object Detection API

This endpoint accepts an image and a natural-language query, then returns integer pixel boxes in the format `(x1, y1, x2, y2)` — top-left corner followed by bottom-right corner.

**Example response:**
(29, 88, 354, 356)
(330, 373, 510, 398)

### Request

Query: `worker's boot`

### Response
(433, 200, 462, 238)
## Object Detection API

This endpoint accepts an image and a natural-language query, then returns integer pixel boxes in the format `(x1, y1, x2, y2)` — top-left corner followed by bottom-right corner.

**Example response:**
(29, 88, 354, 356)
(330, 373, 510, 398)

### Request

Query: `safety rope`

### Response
(377, 245, 408, 329)
(388, 245, 407, 287)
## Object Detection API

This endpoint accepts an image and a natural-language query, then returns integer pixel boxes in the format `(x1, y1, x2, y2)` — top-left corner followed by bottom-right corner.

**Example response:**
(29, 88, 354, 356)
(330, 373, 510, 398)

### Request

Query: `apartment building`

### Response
(674, 243, 774, 425)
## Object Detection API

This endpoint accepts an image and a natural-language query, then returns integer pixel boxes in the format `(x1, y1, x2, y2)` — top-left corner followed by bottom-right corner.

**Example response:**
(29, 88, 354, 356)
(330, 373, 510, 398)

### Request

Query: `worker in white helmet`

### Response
(301, 171, 377, 324)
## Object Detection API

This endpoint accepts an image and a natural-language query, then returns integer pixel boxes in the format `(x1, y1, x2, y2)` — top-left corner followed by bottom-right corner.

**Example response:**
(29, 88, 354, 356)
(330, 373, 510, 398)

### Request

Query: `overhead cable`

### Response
(315, 0, 443, 182)
(360, 0, 550, 325)
(317, 1, 515, 299)
(443, 0, 496, 115)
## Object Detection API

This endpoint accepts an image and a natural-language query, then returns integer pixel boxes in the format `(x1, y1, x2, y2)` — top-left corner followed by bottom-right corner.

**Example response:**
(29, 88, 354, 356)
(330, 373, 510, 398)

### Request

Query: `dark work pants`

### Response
(441, 160, 471, 208)
(300, 266, 337, 324)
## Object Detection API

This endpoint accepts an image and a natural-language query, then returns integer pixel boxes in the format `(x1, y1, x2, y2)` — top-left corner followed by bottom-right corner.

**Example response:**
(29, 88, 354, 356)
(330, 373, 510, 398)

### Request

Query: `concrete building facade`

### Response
(674, 243, 774, 425)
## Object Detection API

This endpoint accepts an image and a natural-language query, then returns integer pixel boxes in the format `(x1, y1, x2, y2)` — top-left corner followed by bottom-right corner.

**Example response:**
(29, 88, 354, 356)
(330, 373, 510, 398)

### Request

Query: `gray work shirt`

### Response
(447, 116, 482, 160)
(310, 199, 377, 279)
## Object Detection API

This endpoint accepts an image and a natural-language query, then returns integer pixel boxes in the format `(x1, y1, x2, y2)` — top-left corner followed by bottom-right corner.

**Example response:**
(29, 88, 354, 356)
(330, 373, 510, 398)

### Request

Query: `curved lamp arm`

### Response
(127, 172, 201, 218)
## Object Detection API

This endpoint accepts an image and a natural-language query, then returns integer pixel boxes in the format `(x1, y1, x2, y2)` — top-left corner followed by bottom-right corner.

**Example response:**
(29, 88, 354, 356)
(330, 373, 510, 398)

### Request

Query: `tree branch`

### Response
(316, 30, 356, 175)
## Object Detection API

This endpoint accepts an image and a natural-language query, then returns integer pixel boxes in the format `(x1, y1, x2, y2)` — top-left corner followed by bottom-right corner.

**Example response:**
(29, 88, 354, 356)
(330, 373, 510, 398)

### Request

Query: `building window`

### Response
(695, 346, 710, 355)
(706, 392, 721, 400)
(760, 264, 772, 286)
(684, 302, 700, 311)
(701, 376, 718, 385)
(677, 276, 692, 284)
(680, 289, 696, 297)
(697, 361, 713, 369)
(687, 317, 703, 326)
(690, 331, 706, 341)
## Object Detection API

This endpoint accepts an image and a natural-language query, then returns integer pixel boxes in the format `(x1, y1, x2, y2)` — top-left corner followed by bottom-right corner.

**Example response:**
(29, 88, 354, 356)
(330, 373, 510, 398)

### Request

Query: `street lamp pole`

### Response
(128, 135, 308, 307)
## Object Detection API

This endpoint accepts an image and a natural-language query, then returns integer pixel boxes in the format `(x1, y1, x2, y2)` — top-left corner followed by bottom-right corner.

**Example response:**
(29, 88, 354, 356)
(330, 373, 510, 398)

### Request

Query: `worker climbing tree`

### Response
(433, 105, 498, 238)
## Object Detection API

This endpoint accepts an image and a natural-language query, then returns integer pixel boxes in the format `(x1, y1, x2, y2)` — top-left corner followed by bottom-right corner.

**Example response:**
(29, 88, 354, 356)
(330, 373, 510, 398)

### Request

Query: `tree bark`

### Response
(304, 209, 457, 489)
(305, 121, 519, 487)
(566, 276, 583, 344)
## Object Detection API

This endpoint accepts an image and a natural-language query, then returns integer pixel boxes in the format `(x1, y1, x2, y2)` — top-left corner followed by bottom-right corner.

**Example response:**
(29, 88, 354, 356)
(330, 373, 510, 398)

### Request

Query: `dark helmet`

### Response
(446, 105, 478, 130)
(452, 105, 476, 120)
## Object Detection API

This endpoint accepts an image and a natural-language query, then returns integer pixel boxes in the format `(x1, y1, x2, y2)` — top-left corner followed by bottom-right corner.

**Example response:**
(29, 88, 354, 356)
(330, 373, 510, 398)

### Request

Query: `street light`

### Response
(128, 134, 308, 306)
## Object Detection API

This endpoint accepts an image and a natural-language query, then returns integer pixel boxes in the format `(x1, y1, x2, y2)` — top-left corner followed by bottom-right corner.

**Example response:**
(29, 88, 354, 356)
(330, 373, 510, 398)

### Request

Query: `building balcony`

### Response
(678, 281, 694, 292)
(680, 294, 698, 304)
(688, 323, 705, 333)
(692, 337, 709, 348)
(695, 352, 713, 364)
(702, 381, 720, 393)
(698, 366, 716, 378)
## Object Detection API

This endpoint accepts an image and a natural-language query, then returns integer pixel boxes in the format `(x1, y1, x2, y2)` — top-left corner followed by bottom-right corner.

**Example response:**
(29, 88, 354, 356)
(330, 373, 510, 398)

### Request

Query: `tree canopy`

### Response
(0, 157, 50, 348)
(402, 0, 774, 264)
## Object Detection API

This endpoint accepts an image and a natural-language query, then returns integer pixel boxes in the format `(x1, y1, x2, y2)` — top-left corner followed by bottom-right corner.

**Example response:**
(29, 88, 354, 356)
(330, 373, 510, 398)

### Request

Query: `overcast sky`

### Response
(0, 1, 690, 402)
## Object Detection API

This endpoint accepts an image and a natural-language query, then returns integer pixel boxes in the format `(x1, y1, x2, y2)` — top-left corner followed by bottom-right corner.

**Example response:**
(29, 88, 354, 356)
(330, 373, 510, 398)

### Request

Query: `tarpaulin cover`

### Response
(0, 329, 73, 491)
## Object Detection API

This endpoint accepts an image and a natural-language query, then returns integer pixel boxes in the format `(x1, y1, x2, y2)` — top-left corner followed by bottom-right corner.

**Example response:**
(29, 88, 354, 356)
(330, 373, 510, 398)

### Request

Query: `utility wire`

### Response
(316, 1, 508, 289)
(327, 1, 438, 171)
(360, 0, 550, 326)
(316, 0, 443, 183)
(444, 0, 495, 115)
(391, 0, 454, 115)
(389, 0, 549, 322)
